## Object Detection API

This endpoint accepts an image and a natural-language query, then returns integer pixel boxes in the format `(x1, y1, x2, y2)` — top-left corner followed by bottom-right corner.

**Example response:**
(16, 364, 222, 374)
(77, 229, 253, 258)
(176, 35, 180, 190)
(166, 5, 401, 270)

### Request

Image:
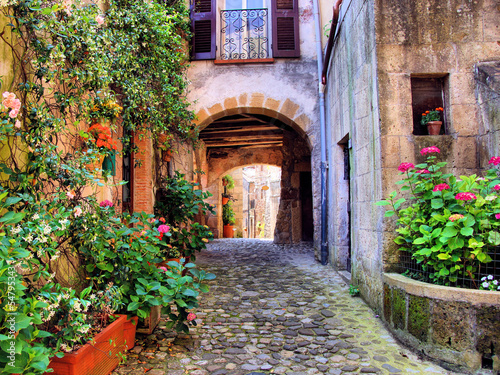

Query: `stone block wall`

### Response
(375, 0, 500, 190)
(324, 0, 384, 307)
(384, 274, 500, 373)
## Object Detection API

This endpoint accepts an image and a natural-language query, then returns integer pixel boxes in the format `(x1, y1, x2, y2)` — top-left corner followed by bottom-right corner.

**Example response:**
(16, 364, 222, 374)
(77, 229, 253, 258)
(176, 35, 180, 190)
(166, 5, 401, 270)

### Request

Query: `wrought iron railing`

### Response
(220, 8, 270, 60)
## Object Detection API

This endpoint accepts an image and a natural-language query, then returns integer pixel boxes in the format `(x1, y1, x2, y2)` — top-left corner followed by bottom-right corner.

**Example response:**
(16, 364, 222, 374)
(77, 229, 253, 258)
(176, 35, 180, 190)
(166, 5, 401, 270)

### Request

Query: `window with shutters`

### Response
(190, 0, 300, 61)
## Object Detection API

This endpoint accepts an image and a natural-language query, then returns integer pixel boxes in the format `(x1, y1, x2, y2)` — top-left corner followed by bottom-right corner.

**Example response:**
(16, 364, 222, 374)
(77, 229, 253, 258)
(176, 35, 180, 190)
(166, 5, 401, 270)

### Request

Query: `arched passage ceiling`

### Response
(199, 113, 294, 151)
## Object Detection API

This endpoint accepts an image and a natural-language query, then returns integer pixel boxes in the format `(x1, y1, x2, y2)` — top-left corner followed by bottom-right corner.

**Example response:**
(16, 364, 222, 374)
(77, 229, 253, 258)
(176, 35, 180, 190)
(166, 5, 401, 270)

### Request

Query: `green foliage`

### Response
(154, 172, 215, 260)
(349, 284, 360, 297)
(155, 171, 214, 227)
(222, 175, 235, 190)
(222, 201, 236, 226)
(79, 211, 215, 331)
(378, 150, 500, 286)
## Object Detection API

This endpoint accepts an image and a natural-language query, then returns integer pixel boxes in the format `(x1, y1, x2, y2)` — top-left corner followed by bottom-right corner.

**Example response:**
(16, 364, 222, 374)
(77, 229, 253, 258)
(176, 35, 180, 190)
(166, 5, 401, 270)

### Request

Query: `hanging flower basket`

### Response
(47, 314, 127, 375)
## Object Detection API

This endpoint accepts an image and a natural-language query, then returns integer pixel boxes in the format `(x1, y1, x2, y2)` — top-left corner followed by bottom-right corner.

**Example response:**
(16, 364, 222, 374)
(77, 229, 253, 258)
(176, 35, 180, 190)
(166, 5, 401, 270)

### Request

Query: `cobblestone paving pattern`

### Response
(113, 239, 462, 375)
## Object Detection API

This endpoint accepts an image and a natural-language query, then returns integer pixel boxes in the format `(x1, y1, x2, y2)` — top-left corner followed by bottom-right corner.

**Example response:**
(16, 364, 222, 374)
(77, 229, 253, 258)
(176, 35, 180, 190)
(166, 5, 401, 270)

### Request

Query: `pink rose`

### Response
(397, 163, 414, 173)
(187, 312, 196, 322)
(14, 120, 21, 129)
(96, 15, 105, 25)
(74, 206, 83, 217)
(420, 146, 441, 156)
(9, 109, 18, 118)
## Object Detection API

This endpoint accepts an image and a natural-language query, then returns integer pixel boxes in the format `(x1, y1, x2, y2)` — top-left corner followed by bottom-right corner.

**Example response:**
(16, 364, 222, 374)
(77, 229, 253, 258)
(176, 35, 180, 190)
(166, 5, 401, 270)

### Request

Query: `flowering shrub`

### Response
(378, 147, 500, 286)
(88, 97, 122, 122)
(420, 107, 443, 125)
(155, 172, 215, 260)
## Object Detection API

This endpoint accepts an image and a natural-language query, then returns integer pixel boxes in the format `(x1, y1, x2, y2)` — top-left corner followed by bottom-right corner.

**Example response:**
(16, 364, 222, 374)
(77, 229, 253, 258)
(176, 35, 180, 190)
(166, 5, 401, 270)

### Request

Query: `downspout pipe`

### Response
(314, 0, 342, 265)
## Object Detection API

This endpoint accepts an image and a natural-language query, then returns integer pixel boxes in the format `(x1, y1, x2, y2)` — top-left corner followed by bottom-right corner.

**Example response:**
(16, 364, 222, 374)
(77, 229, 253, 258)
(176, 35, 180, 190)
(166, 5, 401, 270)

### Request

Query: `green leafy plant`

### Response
(222, 175, 235, 190)
(222, 201, 236, 226)
(349, 284, 360, 297)
(377, 148, 500, 286)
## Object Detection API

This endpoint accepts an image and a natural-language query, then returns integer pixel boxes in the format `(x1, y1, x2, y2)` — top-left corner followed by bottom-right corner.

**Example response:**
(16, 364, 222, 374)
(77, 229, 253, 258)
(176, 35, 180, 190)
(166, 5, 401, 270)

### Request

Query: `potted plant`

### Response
(80, 123, 118, 174)
(222, 201, 236, 238)
(221, 175, 235, 204)
(420, 107, 444, 135)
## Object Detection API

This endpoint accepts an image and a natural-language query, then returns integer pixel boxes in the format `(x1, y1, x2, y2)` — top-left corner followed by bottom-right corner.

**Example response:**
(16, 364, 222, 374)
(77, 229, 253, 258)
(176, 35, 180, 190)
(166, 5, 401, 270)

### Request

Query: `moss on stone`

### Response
(392, 288, 406, 330)
(408, 295, 429, 342)
(383, 284, 392, 324)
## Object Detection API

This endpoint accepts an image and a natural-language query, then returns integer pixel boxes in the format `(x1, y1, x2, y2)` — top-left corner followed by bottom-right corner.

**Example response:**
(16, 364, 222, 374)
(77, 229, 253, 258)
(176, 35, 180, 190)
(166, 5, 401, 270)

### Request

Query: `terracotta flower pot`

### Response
(222, 197, 229, 205)
(47, 314, 127, 375)
(427, 121, 442, 135)
(223, 225, 234, 238)
(123, 316, 139, 350)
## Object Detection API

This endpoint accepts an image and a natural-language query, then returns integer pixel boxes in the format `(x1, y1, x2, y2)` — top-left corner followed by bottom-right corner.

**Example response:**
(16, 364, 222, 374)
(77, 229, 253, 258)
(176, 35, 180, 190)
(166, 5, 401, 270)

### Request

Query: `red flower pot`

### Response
(223, 225, 234, 238)
(123, 316, 139, 350)
(47, 315, 127, 375)
(222, 197, 229, 205)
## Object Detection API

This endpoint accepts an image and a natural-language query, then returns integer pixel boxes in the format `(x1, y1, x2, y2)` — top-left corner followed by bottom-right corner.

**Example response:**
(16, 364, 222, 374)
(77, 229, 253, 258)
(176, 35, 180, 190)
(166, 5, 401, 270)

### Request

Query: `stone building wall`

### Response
(324, 0, 383, 308)
(374, 0, 500, 273)
(324, 0, 500, 312)
(187, 0, 324, 246)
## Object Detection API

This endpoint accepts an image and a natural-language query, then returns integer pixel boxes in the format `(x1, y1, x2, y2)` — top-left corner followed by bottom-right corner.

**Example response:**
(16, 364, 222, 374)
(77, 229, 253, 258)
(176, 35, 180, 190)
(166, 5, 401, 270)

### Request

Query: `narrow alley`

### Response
(113, 239, 455, 375)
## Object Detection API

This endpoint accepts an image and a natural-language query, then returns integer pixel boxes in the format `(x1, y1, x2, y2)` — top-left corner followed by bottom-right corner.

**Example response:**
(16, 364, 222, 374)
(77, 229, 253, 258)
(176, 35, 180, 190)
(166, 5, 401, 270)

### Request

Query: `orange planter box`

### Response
(46, 315, 127, 375)
(123, 316, 139, 350)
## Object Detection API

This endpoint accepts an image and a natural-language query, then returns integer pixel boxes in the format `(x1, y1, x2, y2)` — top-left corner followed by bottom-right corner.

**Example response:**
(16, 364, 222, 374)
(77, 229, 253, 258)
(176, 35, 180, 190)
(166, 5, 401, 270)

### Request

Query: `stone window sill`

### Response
(214, 58, 275, 65)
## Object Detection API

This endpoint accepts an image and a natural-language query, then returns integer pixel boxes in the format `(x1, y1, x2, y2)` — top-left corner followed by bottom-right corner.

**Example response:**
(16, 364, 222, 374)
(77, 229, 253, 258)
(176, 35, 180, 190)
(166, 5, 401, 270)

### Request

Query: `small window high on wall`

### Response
(411, 75, 448, 135)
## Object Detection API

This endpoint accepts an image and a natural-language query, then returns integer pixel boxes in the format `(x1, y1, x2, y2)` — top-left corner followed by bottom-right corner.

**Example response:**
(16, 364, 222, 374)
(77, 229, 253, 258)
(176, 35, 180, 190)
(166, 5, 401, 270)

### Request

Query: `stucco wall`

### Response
(324, 0, 383, 309)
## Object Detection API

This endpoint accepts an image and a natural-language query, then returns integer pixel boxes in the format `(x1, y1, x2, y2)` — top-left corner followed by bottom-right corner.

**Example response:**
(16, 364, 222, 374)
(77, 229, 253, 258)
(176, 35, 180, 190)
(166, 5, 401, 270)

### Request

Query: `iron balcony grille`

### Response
(220, 8, 270, 60)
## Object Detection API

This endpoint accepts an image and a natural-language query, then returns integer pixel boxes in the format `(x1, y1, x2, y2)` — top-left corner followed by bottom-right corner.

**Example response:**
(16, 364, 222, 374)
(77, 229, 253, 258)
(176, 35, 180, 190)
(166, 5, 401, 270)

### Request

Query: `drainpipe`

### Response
(313, 0, 343, 265)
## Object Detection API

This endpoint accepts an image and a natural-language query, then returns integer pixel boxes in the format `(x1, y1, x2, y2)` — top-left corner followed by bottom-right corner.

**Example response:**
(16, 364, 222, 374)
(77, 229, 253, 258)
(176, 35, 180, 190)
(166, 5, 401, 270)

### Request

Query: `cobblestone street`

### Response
(113, 239, 456, 375)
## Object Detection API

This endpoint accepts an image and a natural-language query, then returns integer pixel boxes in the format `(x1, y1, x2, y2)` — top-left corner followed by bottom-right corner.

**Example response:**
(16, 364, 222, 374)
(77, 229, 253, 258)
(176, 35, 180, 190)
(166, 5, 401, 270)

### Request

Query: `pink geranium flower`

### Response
(158, 224, 170, 234)
(99, 200, 113, 208)
(420, 146, 440, 156)
(398, 163, 414, 173)
(496, 214, 500, 220)
(187, 312, 196, 321)
(488, 157, 500, 166)
(455, 192, 477, 201)
(494, 185, 500, 191)
(433, 183, 450, 192)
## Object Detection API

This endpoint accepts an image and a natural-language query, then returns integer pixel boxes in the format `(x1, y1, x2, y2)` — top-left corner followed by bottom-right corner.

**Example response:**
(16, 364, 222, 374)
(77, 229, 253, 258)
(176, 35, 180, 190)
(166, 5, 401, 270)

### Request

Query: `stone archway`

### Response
(193, 98, 315, 244)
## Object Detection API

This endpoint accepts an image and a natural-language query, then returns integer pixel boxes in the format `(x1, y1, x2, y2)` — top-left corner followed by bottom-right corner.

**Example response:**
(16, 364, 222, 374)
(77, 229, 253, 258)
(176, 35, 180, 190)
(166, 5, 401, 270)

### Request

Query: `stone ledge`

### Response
(384, 273, 500, 306)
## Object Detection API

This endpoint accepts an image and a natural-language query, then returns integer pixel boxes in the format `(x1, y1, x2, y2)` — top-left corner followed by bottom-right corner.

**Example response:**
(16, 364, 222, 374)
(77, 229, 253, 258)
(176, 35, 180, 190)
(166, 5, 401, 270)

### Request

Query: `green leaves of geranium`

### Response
(379, 149, 500, 286)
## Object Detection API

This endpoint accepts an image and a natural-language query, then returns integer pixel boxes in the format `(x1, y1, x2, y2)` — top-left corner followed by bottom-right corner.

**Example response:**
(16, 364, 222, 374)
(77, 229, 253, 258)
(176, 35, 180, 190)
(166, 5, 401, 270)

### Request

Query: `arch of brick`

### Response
(195, 97, 313, 244)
